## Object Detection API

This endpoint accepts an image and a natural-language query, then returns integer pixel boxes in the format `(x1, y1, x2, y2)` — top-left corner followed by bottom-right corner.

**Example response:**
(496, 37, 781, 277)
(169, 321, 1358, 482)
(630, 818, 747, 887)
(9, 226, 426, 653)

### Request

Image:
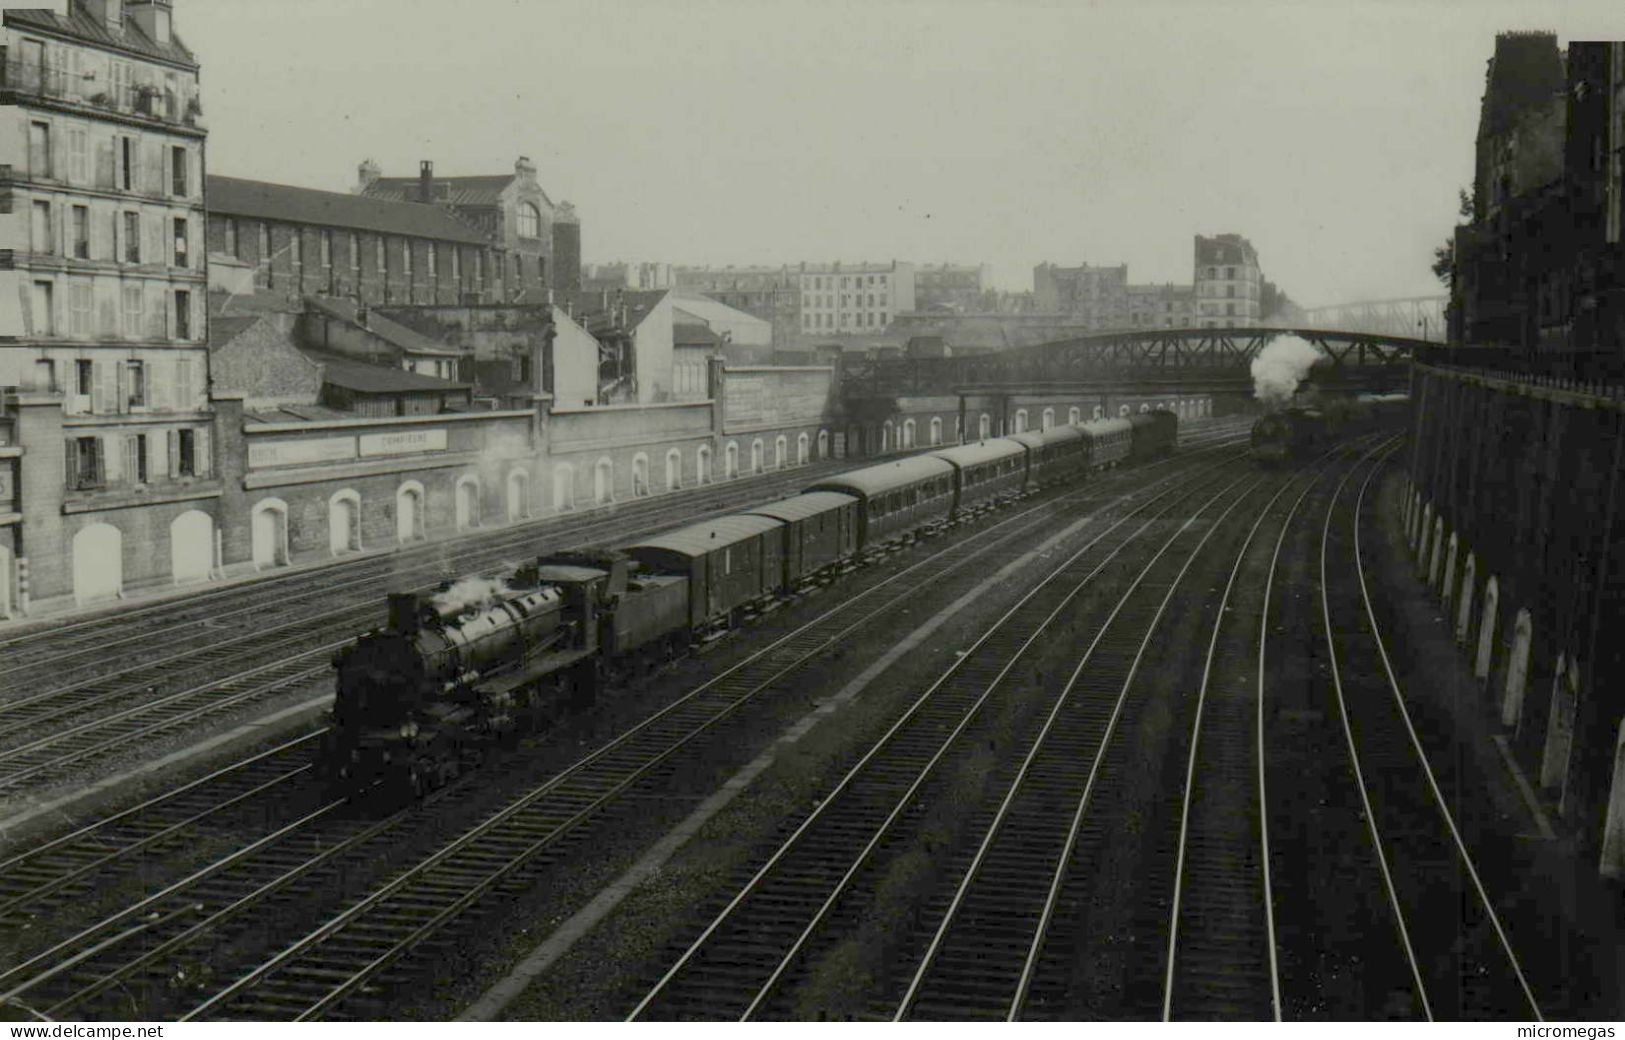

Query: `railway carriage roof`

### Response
(1078, 418, 1135, 437)
(744, 491, 860, 523)
(805, 456, 955, 498)
(1009, 426, 1085, 449)
(930, 440, 1028, 467)
(624, 514, 784, 559)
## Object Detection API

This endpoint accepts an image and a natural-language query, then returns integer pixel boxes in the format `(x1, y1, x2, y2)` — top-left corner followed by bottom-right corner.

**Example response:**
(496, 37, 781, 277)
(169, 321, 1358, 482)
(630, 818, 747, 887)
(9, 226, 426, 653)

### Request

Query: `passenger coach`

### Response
(805, 455, 957, 548)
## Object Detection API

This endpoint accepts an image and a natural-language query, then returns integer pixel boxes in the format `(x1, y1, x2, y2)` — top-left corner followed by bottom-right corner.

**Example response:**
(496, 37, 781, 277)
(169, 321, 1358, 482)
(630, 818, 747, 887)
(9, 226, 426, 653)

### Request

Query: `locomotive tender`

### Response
(318, 411, 1180, 799)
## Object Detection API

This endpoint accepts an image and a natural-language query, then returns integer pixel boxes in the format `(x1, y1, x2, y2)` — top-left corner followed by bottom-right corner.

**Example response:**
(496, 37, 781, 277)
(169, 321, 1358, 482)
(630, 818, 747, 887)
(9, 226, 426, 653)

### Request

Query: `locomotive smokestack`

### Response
(388, 592, 423, 635)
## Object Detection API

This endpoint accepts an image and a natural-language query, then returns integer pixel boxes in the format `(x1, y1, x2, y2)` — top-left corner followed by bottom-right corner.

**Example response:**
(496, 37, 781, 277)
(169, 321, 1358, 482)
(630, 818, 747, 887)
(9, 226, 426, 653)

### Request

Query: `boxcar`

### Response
(623, 514, 786, 634)
(743, 491, 860, 589)
(931, 439, 1029, 513)
(1127, 410, 1178, 461)
(1079, 417, 1135, 469)
(806, 455, 956, 550)
(1009, 425, 1089, 488)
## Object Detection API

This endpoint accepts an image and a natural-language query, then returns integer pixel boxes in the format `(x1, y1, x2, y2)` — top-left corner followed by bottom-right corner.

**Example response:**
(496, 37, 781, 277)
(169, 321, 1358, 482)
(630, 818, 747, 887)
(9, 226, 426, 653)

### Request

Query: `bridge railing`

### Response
(1413, 345, 1625, 394)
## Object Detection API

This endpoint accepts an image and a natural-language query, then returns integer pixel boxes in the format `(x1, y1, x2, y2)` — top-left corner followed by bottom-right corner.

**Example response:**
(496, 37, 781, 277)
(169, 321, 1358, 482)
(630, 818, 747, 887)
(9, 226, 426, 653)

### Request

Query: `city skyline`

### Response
(165, 0, 1620, 305)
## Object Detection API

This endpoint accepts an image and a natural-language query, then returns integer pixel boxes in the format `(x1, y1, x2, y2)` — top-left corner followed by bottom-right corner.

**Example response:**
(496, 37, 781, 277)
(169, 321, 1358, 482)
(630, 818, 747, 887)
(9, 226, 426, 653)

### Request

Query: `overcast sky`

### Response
(173, 0, 1617, 306)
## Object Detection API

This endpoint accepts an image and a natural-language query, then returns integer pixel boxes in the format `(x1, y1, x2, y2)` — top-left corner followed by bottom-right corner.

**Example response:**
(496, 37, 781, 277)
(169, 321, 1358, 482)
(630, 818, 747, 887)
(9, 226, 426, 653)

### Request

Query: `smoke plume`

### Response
(430, 575, 511, 617)
(1250, 336, 1323, 407)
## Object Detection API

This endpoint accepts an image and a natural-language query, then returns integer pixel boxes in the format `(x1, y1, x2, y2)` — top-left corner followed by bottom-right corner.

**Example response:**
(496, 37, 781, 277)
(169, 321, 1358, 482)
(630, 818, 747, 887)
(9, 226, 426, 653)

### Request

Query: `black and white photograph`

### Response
(0, 0, 1621, 1025)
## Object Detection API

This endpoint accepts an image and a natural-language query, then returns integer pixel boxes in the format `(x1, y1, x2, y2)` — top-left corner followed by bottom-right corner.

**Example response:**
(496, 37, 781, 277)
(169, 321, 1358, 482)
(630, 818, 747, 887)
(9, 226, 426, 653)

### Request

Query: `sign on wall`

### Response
(248, 436, 358, 469)
(359, 429, 448, 457)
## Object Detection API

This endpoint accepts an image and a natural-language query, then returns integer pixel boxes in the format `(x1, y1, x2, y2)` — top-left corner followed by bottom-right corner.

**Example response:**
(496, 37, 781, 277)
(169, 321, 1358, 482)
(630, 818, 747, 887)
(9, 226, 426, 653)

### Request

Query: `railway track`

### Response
(0, 433, 1250, 1021)
(1310, 443, 1542, 1020)
(0, 424, 1252, 797)
(626, 459, 1269, 1020)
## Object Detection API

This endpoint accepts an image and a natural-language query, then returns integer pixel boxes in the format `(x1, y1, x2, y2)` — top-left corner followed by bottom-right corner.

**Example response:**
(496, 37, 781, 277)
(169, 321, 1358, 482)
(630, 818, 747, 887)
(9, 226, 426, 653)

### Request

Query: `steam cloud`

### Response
(1250, 336, 1324, 407)
(430, 575, 511, 617)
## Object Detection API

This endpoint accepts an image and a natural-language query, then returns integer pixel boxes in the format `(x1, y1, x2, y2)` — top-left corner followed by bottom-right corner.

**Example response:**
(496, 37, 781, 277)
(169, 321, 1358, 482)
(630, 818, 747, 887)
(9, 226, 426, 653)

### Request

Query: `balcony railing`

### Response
(0, 57, 204, 128)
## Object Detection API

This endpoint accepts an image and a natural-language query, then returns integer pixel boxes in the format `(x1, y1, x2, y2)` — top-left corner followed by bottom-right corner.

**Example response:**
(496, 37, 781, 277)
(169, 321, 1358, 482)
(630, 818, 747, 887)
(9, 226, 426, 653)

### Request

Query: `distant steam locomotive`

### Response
(1250, 393, 1410, 466)
(317, 412, 1180, 799)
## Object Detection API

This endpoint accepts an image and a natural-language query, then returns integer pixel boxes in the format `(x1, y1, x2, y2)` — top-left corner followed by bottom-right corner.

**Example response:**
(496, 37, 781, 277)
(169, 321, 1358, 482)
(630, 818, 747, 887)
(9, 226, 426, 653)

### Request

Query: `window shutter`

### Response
(103, 430, 122, 483)
(91, 360, 109, 414)
(167, 429, 179, 478)
(125, 435, 138, 484)
(114, 359, 126, 414)
(64, 439, 78, 487)
(89, 437, 103, 485)
(175, 356, 192, 411)
(150, 356, 170, 412)
(196, 427, 211, 477)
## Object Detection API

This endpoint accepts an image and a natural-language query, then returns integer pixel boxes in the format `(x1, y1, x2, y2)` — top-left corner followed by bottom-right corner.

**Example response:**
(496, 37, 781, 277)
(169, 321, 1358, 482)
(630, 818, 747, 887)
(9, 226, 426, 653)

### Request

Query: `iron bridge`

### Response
(843, 326, 1424, 397)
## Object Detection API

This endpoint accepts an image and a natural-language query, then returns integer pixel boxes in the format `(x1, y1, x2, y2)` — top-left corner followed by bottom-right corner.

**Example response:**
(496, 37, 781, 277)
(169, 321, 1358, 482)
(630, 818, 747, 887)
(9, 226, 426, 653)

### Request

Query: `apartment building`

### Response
(797, 261, 914, 335)
(1193, 234, 1263, 327)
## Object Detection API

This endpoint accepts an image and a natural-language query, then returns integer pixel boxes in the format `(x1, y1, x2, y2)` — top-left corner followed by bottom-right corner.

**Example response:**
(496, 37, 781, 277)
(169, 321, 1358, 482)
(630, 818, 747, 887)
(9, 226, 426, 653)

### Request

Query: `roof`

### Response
(671, 294, 774, 328)
(930, 440, 1027, 468)
(1080, 417, 1135, 437)
(305, 296, 463, 358)
(674, 322, 721, 348)
(558, 289, 669, 333)
(244, 404, 354, 424)
(625, 515, 784, 561)
(1009, 426, 1085, 449)
(207, 315, 264, 350)
(805, 455, 955, 499)
(5, 7, 196, 68)
(365, 173, 546, 209)
(304, 351, 470, 394)
(744, 491, 858, 524)
(207, 176, 489, 245)
(1480, 32, 1564, 138)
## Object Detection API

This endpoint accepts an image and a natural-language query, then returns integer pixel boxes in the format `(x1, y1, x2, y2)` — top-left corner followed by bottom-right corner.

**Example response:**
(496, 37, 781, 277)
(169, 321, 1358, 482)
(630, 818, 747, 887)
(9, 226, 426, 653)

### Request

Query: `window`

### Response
(451, 248, 461, 280)
(126, 433, 148, 484)
(428, 243, 438, 279)
(122, 284, 143, 336)
(32, 201, 53, 255)
(32, 281, 54, 335)
(68, 436, 103, 489)
(171, 146, 188, 196)
(174, 290, 191, 339)
(120, 137, 134, 191)
(289, 229, 302, 269)
(177, 428, 196, 477)
(257, 222, 270, 261)
(68, 129, 87, 183)
(321, 230, 332, 268)
(173, 217, 189, 267)
(349, 233, 360, 274)
(1226, 303, 1236, 317)
(402, 240, 413, 277)
(76, 359, 93, 396)
(69, 279, 92, 335)
(35, 359, 57, 394)
(126, 360, 145, 408)
(30, 121, 51, 179)
(224, 218, 238, 259)
(518, 203, 542, 238)
(377, 237, 387, 273)
(1225, 266, 1235, 279)
(123, 212, 141, 263)
(177, 356, 193, 409)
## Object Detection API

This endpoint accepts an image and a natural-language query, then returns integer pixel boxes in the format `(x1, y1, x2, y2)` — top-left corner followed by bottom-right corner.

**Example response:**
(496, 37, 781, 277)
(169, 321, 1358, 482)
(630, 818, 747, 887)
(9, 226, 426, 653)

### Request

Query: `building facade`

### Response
(1032, 262, 1129, 329)
(1126, 282, 1195, 328)
(914, 263, 992, 313)
(359, 157, 580, 299)
(1193, 234, 1262, 327)
(0, 0, 215, 612)
(796, 261, 914, 336)
(671, 264, 800, 344)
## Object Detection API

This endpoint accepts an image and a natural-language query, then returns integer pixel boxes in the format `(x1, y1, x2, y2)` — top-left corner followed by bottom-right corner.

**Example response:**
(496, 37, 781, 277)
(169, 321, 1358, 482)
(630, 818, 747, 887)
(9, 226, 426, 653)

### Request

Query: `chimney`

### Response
(124, 0, 170, 43)
(515, 156, 537, 182)
(418, 160, 434, 203)
(356, 159, 381, 194)
(78, 0, 118, 26)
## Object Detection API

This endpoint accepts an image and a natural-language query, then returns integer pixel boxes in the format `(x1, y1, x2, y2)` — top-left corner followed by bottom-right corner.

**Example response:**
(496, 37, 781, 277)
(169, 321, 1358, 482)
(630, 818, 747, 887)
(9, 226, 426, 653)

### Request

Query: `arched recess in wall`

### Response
(1428, 517, 1445, 588)
(881, 422, 893, 453)
(1441, 531, 1459, 605)
(1455, 552, 1477, 645)
(1418, 502, 1433, 559)
(751, 439, 765, 474)
(900, 421, 914, 450)
(1599, 720, 1625, 879)
(1119, 404, 1131, 418)
(170, 509, 214, 585)
(455, 475, 481, 529)
(1093, 405, 1104, 420)
(725, 441, 739, 478)
(696, 444, 713, 484)
(775, 434, 788, 468)
(250, 498, 290, 570)
(0, 542, 13, 618)
(328, 489, 362, 555)
(1502, 608, 1534, 730)
(1140, 403, 1151, 413)
(664, 449, 681, 491)
(1068, 406, 1081, 425)
(1476, 575, 1500, 681)
(73, 522, 123, 604)
(507, 468, 531, 521)
(593, 457, 614, 504)
(553, 464, 576, 512)
(929, 417, 942, 446)
(797, 432, 809, 464)
(397, 481, 426, 542)
(631, 453, 650, 498)
(978, 414, 991, 440)
(1013, 409, 1028, 434)
(817, 430, 829, 460)
(1541, 654, 1581, 807)
(1042, 407, 1055, 431)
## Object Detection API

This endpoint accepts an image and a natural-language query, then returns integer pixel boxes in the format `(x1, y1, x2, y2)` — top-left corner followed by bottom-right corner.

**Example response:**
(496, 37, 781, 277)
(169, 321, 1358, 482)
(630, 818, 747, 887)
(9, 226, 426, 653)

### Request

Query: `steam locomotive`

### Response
(317, 411, 1180, 799)
(1250, 393, 1409, 466)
